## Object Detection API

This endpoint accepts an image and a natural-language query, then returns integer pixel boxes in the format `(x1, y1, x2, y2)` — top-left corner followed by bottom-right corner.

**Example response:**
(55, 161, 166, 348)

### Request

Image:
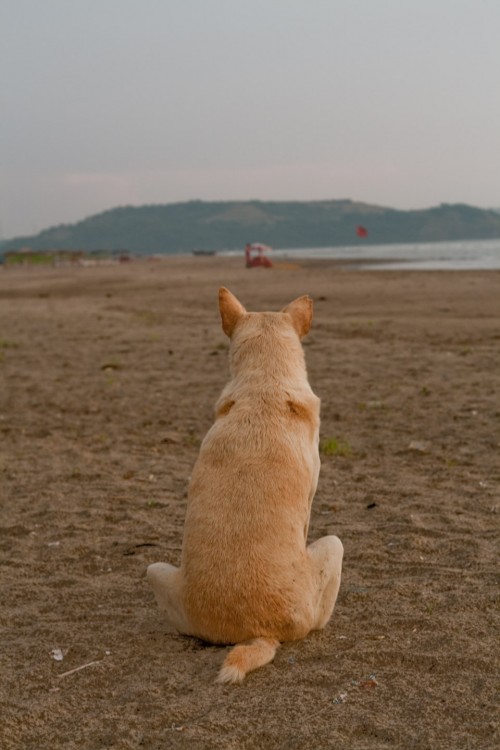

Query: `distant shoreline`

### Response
(3, 199, 500, 256)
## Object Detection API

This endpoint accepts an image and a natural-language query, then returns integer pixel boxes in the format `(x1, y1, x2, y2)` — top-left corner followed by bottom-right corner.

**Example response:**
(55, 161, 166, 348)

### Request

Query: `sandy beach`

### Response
(1, 256, 499, 749)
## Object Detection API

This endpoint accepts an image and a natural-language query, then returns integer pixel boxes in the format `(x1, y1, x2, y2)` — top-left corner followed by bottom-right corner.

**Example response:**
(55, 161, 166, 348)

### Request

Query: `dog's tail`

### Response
(216, 637, 280, 684)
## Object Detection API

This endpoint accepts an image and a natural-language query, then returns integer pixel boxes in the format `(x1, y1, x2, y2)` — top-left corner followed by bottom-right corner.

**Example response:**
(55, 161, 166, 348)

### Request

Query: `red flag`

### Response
(356, 225, 368, 238)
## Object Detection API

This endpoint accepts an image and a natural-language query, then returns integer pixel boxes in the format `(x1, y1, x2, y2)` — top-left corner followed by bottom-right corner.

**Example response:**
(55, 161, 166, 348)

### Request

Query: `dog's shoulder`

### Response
(286, 398, 314, 421)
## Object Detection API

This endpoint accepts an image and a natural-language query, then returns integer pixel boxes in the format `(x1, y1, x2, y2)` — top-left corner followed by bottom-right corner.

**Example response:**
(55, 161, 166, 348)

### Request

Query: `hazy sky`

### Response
(2, 0, 499, 238)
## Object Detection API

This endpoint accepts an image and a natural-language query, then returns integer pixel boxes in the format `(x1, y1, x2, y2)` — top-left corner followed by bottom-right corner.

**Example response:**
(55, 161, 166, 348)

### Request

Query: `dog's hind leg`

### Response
(146, 562, 191, 635)
(306, 535, 343, 630)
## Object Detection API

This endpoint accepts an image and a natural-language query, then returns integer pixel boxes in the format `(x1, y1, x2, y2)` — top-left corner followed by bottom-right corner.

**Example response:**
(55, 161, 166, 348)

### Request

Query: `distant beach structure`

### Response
(245, 243, 273, 268)
(1, 248, 131, 267)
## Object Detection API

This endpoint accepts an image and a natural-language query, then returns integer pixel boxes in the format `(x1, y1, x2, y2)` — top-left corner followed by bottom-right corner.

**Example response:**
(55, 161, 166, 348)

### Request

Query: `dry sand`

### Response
(1, 257, 499, 749)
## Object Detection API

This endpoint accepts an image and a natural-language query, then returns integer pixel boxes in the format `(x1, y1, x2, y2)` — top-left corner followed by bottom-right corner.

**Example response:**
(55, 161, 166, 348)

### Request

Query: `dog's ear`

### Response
(219, 287, 246, 337)
(282, 295, 313, 338)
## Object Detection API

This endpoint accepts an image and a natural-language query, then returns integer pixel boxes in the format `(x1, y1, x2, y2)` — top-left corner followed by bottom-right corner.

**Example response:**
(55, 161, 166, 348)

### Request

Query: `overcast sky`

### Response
(1, 0, 499, 238)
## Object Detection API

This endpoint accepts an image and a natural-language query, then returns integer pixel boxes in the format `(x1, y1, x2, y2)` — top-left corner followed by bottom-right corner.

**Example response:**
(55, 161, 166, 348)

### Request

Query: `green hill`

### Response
(2, 200, 500, 255)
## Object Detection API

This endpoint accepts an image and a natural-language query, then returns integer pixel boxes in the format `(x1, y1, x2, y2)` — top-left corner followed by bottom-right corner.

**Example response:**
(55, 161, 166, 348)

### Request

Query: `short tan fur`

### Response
(147, 288, 343, 683)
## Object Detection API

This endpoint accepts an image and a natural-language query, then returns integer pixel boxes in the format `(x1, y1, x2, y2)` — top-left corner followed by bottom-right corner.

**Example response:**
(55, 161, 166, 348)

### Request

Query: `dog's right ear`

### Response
(219, 288, 246, 337)
(282, 295, 313, 338)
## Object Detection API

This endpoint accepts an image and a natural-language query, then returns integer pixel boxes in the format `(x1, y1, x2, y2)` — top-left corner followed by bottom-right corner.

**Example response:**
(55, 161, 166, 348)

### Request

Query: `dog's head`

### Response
(218, 288, 313, 341)
(218, 289, 313, 381)
(218, 288, 314, 392)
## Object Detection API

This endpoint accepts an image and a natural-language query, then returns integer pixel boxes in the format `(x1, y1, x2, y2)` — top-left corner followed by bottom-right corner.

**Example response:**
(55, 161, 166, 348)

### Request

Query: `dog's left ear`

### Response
(282, 295, 313, 338)
(219, 287, 247, 337)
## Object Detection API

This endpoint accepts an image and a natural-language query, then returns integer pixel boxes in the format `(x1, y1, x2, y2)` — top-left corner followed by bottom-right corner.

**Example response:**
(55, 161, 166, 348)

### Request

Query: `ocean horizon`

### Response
(223, 238, 500, 271)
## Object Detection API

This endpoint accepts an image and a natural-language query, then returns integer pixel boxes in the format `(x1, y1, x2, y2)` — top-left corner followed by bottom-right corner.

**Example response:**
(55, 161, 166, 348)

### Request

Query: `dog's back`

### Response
(180, 295, 320, 644)
(147, 289, 343, 684)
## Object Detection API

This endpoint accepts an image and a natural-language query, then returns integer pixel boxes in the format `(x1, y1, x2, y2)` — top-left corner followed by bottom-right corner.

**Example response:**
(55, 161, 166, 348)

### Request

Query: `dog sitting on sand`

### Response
(147, 288, 343, 683)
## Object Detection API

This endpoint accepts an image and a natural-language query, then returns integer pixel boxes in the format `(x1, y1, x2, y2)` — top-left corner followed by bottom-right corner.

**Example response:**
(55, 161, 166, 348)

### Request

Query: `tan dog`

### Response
(147, 288, 343, 683)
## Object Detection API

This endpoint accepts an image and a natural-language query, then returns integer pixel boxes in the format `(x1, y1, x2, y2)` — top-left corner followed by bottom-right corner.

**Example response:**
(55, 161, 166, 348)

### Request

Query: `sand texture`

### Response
(1, 257, 499, 749)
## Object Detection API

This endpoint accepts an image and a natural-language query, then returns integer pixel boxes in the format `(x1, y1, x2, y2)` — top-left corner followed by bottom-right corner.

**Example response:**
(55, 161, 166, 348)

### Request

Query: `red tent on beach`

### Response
(245, 243, 273, 268)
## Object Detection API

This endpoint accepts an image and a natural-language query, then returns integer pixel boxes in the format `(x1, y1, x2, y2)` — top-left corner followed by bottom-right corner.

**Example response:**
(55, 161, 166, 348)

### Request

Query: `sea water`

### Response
(269, 239, 500, 271)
